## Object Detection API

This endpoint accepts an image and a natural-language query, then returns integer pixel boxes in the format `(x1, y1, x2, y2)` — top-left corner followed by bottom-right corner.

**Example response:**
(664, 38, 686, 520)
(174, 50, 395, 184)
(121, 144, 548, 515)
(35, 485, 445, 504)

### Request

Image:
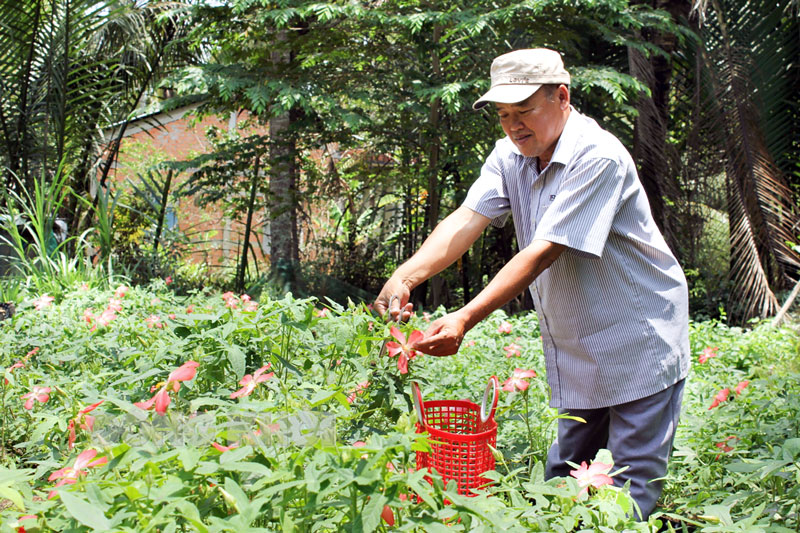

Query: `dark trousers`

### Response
(545, 379, 685, 519)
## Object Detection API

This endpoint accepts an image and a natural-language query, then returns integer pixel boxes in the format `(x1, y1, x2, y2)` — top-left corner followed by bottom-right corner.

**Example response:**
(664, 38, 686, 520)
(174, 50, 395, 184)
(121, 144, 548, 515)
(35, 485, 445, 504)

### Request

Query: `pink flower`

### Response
(698, 346, 718, 364)
(497, 320, 512, 334)
(243, 301, 258, 312)
(502, 368, 537, 392)
(241, 294, 251, 302)
(96, 307, 117, 328)
(47, 449, 107, 499)
(107, 298, 123, 312)
(230, 364, 274, 399)
(168, 360, 200, 385)
(466, 339, 476, 347)
(67, 401, 104, 450)
(165, 276, 173, 285)
(4, 360, 25, 385)
(135, 361, 199, 415)
(186, 304, 195, 314)
(212, 441, 239, 453)
(79, 282, 89, 291)
(221, 291, 235, 300)
(315, 308, 328, 318)
(145, 315, 164, 329)
(708, 387, 730, 410)
(503, 343, 522, 358)
(114, 285, 128, 298)
(26, 347, 39, 357)
(168, 313, 176, 320)
(385, 326, 424, 374)
(347, 380, 370, 404)
(32, 294, 55, 310)
(21, 386, 51, 410)
(734, 380, 749, 395)
(570, 461, 614, 495)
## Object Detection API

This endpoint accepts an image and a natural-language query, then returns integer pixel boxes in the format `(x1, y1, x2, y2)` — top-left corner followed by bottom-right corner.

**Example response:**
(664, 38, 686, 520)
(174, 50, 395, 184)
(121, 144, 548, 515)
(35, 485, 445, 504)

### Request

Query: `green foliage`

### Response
(0, 282, 797, 530)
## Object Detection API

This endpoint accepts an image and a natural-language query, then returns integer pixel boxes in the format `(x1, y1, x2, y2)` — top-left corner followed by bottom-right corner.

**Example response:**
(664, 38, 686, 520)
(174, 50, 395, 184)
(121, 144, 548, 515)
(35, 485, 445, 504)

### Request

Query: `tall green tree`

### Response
(172, 0, 675, 303)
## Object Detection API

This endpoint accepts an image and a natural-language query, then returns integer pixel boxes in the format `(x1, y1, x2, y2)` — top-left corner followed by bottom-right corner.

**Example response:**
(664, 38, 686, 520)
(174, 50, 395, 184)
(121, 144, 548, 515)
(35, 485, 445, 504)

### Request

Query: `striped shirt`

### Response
(464, 108, 690, 409)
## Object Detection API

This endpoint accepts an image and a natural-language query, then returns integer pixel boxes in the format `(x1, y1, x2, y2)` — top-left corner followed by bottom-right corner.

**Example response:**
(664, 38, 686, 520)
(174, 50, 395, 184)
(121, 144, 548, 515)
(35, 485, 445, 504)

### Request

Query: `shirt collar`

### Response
(549, 106, 579, 167)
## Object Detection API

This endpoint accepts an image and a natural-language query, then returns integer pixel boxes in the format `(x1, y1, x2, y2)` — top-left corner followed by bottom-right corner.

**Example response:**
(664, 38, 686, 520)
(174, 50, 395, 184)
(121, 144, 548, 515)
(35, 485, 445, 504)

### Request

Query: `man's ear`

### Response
(558, 84, 570, 108)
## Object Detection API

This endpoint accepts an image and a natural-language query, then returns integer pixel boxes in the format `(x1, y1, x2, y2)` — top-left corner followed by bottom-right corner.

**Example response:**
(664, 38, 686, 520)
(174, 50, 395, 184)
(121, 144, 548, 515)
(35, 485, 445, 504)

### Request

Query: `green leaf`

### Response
(59, 490, 112, 530)
(227, 344, 246, 379)
(359, 491, 387, 533)
(0, 484, 24, 511)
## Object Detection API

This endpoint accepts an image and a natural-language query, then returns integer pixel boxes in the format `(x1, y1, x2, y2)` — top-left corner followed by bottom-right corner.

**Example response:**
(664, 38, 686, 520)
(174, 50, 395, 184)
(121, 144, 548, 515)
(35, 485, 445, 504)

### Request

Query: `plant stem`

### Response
(523, 389, 534, 453)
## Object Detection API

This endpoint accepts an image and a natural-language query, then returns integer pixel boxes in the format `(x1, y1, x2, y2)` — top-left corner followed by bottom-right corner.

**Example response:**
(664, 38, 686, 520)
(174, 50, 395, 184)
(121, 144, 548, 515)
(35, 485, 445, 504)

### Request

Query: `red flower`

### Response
(569, 461, 614, 495)
(698, 346, 719, 364)
(21, 386, 51, 410)
(114, 285, 128, 299)
(230, 364, 274, 399)
(385, 326, 424, 374)
(381, 505, 395, 526)
(48, 449, 107, 499)
(165, 276, 173, 285)
(708, 387, 730, 410)
(497, 320, 512, 334)
(502, 368, 537, 392)
(734, 380, 749, 395)
(67, 401, 104, 450)
(186, 304, 195, 314)
(135, 361, 199, 415)
(714, 435, 738, 459)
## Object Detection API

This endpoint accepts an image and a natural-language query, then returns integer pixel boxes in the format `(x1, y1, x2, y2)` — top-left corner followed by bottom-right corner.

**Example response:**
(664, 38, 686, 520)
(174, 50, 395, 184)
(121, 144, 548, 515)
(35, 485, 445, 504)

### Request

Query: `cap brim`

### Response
(472, 84, 542, 110)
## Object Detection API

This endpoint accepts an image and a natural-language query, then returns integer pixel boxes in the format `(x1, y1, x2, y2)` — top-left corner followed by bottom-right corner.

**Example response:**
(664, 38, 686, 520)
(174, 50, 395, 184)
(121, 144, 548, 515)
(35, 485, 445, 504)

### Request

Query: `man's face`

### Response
(495, 85, 569, 160)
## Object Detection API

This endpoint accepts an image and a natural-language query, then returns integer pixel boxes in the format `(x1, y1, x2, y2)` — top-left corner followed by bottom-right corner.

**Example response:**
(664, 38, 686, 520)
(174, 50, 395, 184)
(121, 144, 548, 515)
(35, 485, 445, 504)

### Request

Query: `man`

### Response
(374, 48, 689, 519)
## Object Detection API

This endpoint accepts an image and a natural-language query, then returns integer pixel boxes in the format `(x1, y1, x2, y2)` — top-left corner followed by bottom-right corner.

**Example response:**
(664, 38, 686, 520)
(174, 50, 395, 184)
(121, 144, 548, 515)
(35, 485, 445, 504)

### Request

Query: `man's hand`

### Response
(412, 311, 469, 357)
(374, 279, 413, 323)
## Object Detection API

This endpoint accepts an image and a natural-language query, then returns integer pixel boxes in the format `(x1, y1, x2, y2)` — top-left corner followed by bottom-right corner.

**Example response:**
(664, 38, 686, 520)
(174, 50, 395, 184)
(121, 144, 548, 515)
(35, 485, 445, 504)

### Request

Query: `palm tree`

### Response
(631, 0, 799, 323)
(0, 0, 195, 236)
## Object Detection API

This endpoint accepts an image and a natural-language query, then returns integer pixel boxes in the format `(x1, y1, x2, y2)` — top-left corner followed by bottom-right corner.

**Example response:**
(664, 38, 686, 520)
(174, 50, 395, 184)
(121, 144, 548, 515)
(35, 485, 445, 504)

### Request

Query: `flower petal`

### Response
(389, 326, 406, 345)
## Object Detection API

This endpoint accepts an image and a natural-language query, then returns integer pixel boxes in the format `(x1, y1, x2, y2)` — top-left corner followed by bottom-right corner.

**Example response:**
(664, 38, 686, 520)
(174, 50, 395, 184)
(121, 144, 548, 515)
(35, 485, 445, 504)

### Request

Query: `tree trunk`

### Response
(628, 0, 689, 254)
(268, 39, 299, 291)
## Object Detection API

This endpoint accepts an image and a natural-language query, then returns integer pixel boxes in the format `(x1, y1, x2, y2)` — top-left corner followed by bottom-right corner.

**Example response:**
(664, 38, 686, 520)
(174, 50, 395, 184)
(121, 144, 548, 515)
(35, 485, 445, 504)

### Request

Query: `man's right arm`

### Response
(374, 206, 491, 320)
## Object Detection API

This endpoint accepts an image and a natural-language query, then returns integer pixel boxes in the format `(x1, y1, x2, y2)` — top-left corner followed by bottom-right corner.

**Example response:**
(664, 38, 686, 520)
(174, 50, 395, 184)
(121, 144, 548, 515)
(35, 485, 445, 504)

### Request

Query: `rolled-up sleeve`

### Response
(534, 157, 623, 258)
(463, 147, 512, 227)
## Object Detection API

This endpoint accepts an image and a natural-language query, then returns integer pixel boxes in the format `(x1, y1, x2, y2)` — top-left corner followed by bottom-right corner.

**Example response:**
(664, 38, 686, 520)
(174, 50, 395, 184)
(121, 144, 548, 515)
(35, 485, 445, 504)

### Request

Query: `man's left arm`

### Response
(413, 239, 565, 356)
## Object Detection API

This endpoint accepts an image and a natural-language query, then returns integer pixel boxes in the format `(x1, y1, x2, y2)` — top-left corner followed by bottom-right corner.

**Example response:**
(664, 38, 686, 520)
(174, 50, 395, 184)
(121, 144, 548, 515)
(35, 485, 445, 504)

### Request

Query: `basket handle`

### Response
(411, 381, 425, 425)
(480, 376, 500, 423)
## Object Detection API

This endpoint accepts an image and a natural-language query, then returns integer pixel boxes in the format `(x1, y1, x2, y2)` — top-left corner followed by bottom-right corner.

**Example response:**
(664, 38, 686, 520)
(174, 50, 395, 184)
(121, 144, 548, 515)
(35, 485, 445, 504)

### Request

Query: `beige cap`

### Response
(473, 48, 570, 110)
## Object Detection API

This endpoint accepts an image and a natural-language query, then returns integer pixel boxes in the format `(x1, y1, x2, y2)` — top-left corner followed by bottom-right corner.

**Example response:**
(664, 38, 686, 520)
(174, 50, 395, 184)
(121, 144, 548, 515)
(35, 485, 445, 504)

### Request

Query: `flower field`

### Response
(1, 281, 798, 532)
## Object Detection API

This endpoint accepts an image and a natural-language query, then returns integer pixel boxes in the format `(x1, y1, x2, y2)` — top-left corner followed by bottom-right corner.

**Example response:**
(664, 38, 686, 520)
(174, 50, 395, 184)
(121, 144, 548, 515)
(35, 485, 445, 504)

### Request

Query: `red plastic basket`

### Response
(412, 377, 499, 496)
